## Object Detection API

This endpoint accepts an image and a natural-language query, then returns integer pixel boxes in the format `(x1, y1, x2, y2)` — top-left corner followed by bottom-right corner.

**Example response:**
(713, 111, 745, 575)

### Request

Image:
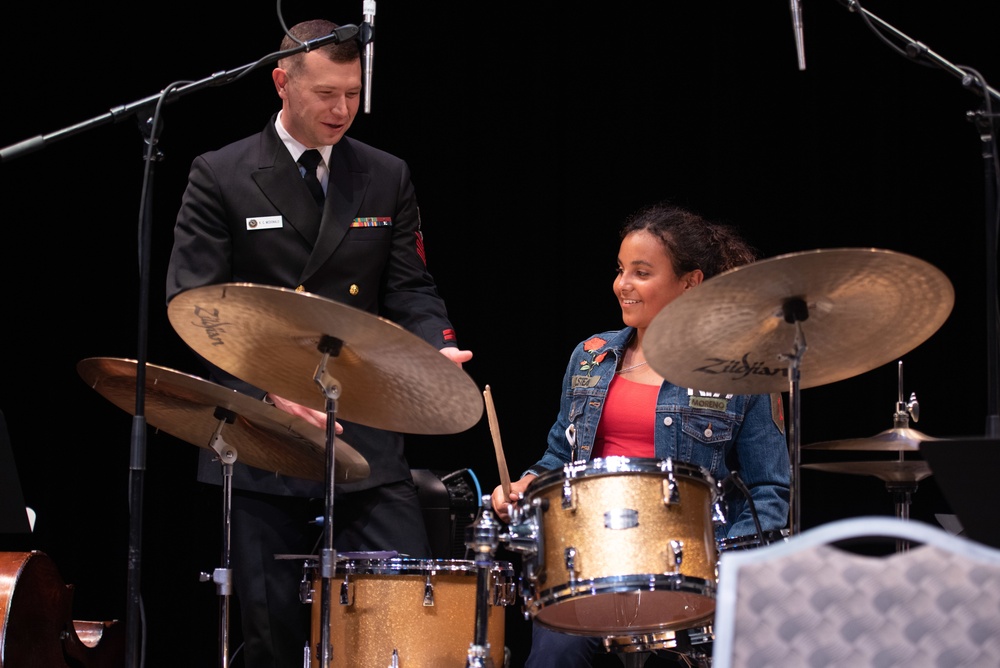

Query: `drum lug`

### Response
(564, 546, 578, 583)
(711, 500, 727, 526)
(662, 459, 681, 505)
(522, 558, 540, 584)
(340, 576, 354, 606)
(662, 476, 681, 505)
(299, 570, 314, 604)
(423, 573, 435, 606)
(561, 479, 576, 510)
(518, 577, 539, 611)
(667, 539, 684, 572)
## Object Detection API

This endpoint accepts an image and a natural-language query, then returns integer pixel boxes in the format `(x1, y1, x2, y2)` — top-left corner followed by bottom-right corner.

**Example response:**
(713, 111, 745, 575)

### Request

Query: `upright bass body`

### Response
(0, 550, 124, 668)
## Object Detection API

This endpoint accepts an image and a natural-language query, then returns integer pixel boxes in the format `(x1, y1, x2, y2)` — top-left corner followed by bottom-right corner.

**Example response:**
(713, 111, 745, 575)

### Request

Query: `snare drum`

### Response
(510, 457, 719, 635)
(308, 556, 515, 668)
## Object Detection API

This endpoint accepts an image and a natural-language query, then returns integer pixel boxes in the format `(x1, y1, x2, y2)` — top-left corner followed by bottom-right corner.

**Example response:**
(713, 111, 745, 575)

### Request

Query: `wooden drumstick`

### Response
(484, 385, 512, 499)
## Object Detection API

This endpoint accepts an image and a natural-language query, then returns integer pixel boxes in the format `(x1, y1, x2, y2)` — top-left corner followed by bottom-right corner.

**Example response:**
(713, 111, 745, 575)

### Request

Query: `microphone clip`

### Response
(359, 22, 373, 47)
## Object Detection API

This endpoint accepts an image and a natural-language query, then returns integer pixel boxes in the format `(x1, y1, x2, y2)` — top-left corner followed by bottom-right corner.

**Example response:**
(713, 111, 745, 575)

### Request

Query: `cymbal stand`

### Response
(885, 480, 918, 552)
(313, 335, 345, 668)
(777, 298, 808, 536)
(889, 360, 920, 551)
(202, 407, 239, 668)
(464, 495, 501, 668)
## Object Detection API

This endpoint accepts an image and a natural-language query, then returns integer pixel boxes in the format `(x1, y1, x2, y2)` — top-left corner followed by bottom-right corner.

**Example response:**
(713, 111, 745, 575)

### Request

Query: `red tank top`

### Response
(592, 374, 658, 459)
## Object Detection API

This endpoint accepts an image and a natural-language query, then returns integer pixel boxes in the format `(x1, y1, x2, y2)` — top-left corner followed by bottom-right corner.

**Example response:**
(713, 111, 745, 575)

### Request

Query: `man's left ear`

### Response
(272, 68, 288, 96)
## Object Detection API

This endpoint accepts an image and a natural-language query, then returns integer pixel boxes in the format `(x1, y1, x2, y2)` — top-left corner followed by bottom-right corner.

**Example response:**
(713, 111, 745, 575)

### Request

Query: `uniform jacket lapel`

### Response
(301, 139, 370, 282)
(251, 124, 323, 246)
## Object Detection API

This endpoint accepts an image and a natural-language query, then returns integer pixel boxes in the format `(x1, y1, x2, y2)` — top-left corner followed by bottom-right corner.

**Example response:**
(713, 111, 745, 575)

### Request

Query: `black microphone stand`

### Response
(0, 25, 360, 668)
(835, 0, 1000, 436)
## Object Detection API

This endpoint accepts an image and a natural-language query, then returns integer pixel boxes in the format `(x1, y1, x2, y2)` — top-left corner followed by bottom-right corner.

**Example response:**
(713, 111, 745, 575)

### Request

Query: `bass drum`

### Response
(308, 556, 515, 668)
(513, 457, 720, 636)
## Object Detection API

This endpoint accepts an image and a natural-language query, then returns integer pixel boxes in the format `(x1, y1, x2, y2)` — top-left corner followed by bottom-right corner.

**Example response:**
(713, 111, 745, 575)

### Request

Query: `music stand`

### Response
(0, 410, 32, 534)
(920, 437, 1000, 549)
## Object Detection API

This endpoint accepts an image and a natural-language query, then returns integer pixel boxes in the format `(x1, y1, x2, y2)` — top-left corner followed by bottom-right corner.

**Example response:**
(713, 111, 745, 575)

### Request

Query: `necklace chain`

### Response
(617, 360, 649, 374)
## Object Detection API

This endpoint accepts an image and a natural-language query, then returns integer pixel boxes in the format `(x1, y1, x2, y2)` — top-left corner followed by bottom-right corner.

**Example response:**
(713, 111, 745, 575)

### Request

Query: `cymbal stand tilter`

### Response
(201, 407, 239, 668)
(312, 335, 345, 668)
(464, 495, 502, 668)
(777, 297, 808, 536)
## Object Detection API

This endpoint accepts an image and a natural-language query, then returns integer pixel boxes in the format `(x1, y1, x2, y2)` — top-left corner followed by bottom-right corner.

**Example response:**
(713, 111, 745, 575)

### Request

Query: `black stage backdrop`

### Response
(1, 2, 997, 666)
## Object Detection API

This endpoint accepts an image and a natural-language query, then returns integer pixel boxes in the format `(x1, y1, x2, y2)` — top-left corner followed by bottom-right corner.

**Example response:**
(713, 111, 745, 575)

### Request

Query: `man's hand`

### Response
(268, 393, 343, 434)
(439, 346, 473, 367)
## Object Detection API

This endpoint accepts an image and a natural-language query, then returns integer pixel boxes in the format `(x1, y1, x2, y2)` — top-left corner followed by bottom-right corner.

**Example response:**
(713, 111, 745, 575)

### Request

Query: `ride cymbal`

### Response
(801, 460, 933, 484)
(167, 283, 483, 435)
(643, 248, 954, 394)
(77, 357, 370, 483)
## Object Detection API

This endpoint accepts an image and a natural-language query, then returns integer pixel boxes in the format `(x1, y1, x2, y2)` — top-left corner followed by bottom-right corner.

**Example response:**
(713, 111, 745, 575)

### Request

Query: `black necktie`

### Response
(298, 149, 325, 207)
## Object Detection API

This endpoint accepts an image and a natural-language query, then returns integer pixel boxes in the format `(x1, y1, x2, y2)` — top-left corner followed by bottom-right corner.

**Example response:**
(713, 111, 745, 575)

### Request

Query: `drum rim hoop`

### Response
(529, 456, 717, 492)
(332, 557, 515, 576)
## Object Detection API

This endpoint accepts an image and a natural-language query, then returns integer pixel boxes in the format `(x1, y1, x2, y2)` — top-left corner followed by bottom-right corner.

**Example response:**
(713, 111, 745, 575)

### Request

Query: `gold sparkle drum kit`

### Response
(75, 248, 957, 666)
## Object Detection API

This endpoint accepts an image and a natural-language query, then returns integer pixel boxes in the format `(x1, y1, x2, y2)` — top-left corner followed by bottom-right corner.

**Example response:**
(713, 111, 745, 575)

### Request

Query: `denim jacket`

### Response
(526, 327, 790, 540)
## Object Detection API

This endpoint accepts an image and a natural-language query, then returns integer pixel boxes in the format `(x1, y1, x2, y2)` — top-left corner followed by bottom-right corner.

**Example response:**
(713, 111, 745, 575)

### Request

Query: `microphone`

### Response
(326, 24, 361, 44)
(362, 0, 376, 113)
(790, 0, 806, 70)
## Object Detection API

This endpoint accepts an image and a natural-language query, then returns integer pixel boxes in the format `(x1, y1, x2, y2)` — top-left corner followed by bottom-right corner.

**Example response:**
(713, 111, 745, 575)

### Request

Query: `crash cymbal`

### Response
(77, 357, 370, 483)
(801, 460, 933, 483)
(803, 427, 939, 452)
(643, 248, 954, 394)
(167, 283, 483, 435)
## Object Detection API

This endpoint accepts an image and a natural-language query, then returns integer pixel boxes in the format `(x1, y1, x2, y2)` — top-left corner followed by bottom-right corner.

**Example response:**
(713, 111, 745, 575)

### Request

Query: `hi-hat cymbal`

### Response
(801, 460, 933, 483)
(643, 248, 954, 394)
(167, 283, 483, 435)
(803, 427, 939, 452)
(77, 357, 370, 483)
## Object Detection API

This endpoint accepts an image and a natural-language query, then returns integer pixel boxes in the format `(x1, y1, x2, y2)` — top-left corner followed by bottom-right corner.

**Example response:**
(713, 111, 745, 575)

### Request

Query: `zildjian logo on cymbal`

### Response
(190, 306, 231, 347)
(694, 354, 787, 380)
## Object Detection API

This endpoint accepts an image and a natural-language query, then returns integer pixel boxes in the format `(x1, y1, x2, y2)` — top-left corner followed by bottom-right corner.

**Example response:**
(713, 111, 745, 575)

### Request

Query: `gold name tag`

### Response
(689, 396, 728, 412)
(571, 375, 601, 388)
